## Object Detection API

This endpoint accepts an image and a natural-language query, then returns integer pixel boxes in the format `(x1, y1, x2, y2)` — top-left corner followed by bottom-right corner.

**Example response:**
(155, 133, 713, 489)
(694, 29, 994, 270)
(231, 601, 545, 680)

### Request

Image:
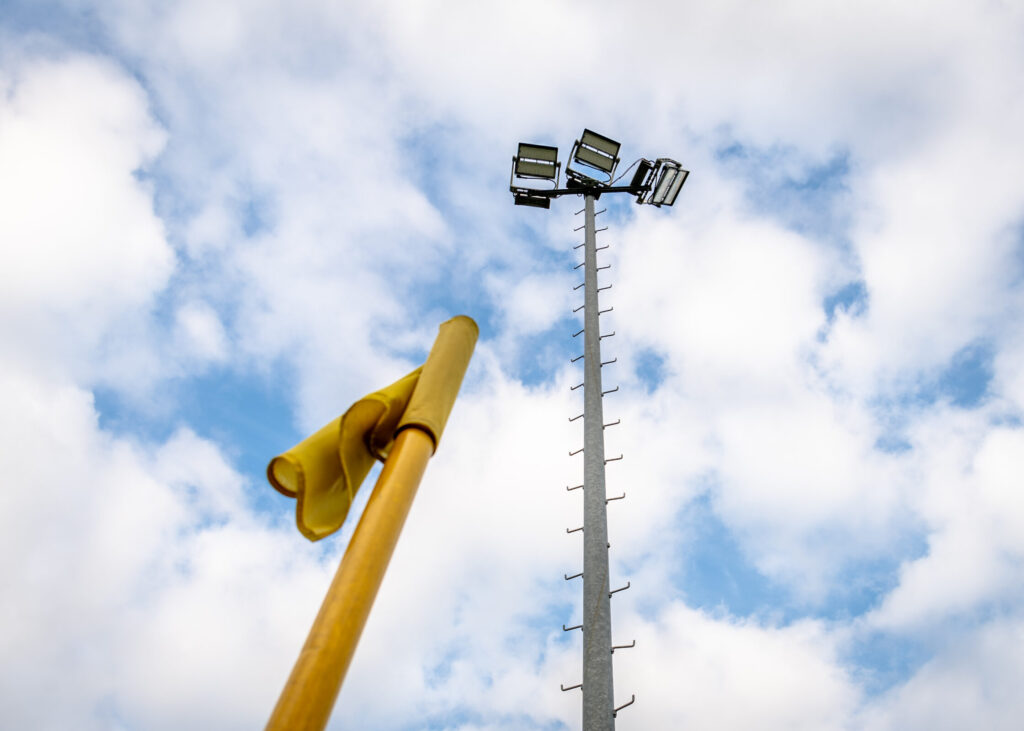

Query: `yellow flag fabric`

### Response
(267, 315, 478, 541)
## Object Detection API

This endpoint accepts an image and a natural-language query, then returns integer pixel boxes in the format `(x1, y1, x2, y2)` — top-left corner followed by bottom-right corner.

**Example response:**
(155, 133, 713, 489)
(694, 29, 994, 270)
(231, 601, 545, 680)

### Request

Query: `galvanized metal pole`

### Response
(581, 193, 615, 730)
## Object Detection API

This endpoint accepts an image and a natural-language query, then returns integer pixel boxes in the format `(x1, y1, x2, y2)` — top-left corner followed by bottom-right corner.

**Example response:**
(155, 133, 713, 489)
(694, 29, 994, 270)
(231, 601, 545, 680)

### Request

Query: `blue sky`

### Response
(2, 1, 1024, 729)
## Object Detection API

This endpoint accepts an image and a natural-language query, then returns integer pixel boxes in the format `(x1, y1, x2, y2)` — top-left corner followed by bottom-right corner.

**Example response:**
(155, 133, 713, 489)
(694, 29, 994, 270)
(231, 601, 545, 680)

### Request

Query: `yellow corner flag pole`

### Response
(266, 427, 433, 730)
(266, 316, 477, 731)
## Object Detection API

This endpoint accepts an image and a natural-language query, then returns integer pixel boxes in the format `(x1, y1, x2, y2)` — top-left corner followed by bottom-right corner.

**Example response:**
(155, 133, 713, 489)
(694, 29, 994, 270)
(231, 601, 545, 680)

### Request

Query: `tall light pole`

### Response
(510, 130, 688, 729)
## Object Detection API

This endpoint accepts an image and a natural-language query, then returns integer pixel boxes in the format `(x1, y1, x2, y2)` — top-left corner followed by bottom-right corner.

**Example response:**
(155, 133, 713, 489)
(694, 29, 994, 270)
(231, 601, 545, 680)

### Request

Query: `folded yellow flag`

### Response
(267, 315, 478, 541)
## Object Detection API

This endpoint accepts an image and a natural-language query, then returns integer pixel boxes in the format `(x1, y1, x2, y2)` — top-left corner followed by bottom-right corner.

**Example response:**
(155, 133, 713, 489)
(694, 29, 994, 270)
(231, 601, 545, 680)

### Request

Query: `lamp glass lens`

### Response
(652, 168, 676, 204)
(516, 159, 557, 179)
(664, 169, 689, 206)
(518, 143, 558, 162)
(574, 145, 614, 173)
(580, 129, 621, 158)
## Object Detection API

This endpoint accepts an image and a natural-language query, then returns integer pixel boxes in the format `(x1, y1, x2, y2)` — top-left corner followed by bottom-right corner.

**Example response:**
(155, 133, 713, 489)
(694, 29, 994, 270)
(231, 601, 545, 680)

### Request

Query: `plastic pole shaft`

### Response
(266, 427, 434, 731)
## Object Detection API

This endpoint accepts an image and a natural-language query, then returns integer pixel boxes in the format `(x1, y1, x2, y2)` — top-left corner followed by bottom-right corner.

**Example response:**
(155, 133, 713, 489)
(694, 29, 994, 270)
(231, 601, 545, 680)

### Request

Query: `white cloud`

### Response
(173, 301, 229, 364)
(0, 52, 172, 388)
(615, 605, 859, 730)
(860, 618, 1024, 731)
(0, 361, 330, 729)
(869, 418, 1024, 630)
(990, 313, 1024, 412)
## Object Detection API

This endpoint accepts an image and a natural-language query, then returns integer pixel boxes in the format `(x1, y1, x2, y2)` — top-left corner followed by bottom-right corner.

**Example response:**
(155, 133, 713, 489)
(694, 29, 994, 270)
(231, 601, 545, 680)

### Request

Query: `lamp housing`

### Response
(629, 159, 656, 202)
(514, 143, 560, 181)
(513, 192, 552, 208)
(566, 128, 621, 187)
(510, 141, 561, 207)
(646, 159, 689, 207)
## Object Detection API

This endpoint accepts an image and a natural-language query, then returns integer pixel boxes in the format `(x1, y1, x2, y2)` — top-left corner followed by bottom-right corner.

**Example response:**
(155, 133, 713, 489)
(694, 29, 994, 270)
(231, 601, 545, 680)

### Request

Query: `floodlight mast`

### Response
(510, 130, 687, 730)
(579, 190, 615, 731)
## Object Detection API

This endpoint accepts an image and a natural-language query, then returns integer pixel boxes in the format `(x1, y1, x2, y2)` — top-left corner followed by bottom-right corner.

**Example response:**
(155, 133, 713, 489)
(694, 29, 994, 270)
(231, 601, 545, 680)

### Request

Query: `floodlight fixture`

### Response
(513, 192, 552, 209)
(646, 159, 689, 207)
(511, 142, 561, 206)
(629, 159, 656, 202)
(566, 128, 621, 186)
(514, 143, 560, 181)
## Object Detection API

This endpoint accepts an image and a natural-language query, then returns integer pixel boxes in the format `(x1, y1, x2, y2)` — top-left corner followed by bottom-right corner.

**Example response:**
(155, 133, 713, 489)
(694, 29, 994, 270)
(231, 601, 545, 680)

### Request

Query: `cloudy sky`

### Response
(2, 1, 1024, 729)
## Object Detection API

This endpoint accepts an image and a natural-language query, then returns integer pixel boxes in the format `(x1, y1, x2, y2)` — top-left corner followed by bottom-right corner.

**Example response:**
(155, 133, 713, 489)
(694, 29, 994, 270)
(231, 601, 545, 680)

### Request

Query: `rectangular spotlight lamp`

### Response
(515, 143, 559, 180)
(514, 192, 551, 208)
(577, 129, 621, 173)
(629, 159, 655, 192)
(649, 161, 689, 207)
